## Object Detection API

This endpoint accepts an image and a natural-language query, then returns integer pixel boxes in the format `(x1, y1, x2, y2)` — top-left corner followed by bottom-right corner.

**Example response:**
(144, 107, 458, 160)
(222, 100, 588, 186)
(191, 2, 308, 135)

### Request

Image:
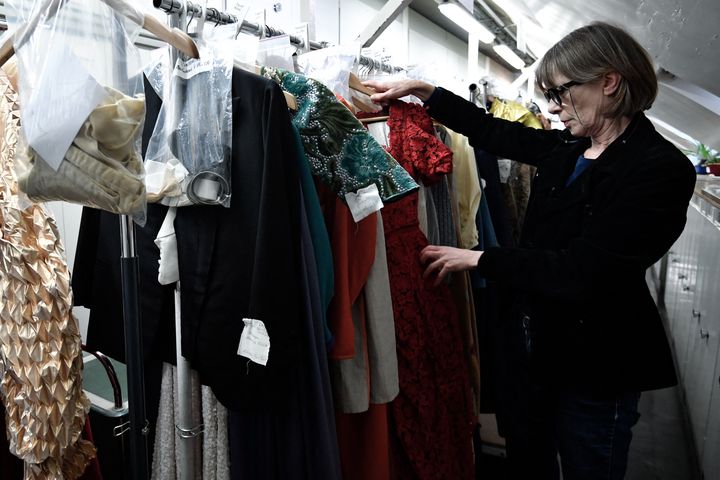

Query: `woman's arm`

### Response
(365, 79, 559, 166)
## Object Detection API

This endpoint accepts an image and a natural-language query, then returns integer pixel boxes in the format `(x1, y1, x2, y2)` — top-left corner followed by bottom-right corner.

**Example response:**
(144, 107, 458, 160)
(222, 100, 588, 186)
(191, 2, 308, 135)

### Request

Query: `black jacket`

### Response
(173, 69, 303, 410)
(427, 87, 696, 393)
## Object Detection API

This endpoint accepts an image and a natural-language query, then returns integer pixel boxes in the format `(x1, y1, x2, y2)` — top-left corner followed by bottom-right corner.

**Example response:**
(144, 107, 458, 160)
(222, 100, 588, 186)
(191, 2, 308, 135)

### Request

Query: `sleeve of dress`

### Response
(397, 102, 454, 185)
(416, 130, 453, 185)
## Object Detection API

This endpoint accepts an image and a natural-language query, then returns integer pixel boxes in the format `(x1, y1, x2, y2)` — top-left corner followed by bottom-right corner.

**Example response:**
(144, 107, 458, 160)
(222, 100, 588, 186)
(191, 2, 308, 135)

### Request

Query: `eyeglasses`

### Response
(542, 80, 583, 106)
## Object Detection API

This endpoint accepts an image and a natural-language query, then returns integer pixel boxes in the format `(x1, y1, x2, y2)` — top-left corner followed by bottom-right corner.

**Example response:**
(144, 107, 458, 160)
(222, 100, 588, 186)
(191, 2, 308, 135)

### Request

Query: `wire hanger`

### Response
(0, 0, 200, 68)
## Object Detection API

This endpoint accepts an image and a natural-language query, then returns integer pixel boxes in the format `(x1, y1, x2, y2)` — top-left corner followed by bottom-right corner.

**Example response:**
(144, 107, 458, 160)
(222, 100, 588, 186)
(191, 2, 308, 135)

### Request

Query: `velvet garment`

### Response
(426, 87, 695, 393)
(260, 66, 418, 204)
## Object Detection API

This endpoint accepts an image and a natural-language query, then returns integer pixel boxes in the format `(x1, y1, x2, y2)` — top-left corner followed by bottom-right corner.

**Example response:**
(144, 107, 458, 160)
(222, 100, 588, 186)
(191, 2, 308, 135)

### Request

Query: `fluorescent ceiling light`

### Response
(493, 44, 526, 70)
(438, 2, 495, 44)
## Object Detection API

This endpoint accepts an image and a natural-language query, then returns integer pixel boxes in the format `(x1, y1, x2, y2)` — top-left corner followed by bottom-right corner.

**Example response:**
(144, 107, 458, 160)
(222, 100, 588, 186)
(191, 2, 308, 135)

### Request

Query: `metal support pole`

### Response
(468, 32, 479, 92)
(119, 214, 149, 480)
(174, 281, 201, 480)
(167, 4, 201, 474)
(468, 83, 477, 104)
(480, 79, 488, 108)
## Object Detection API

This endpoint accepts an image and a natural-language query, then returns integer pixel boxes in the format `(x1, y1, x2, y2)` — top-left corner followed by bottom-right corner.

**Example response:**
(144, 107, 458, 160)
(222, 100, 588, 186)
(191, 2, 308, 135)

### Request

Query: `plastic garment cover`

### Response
(144, 25, 234, 208)
(15, 87, 146, 218)
(296, 45, 357, 101)
(257, 35, 296, 71)
(0, 59, 95, 480)
(5, 0, 147, 224)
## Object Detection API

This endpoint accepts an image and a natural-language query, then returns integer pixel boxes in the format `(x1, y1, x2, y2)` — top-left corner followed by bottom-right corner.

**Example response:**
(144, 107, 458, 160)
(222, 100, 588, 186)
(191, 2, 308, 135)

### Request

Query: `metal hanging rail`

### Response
(357, 54, 402, 74)
(153, 0, 325, 49)
(152, 0, 402, 74)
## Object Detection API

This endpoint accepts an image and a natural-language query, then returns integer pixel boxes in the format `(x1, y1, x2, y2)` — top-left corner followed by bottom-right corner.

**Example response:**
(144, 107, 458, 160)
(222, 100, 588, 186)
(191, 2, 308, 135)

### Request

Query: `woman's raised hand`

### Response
(363, 79, 436, 105)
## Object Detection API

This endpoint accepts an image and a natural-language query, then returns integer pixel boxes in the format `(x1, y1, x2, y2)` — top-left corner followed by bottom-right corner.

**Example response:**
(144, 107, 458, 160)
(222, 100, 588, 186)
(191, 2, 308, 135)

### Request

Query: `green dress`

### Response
(261, 66, 418, 203)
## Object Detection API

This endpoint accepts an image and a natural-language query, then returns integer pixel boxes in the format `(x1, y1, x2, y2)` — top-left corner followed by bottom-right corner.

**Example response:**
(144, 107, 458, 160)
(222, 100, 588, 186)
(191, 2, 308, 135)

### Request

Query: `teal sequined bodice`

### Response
(261, 67, 418, 203)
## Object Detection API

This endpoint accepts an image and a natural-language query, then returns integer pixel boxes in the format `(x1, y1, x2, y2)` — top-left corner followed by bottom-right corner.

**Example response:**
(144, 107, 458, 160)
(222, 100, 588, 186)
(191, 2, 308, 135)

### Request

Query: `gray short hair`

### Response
(536, 22, 658, 118)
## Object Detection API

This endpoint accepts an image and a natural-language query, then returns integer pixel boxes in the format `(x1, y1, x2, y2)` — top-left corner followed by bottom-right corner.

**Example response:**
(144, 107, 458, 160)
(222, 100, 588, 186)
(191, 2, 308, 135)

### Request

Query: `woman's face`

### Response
(544, 75, 606, 137)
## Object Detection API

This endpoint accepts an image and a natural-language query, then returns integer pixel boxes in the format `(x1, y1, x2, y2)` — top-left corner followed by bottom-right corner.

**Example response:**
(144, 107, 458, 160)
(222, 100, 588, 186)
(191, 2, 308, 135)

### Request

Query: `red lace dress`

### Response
(383, 101, 475, 479)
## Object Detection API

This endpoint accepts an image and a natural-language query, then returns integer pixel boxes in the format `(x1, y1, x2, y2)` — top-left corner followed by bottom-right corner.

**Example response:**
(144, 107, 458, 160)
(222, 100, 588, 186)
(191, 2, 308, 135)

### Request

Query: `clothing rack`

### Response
(152, 0, 402, 74)
(153, 3, 402, 477)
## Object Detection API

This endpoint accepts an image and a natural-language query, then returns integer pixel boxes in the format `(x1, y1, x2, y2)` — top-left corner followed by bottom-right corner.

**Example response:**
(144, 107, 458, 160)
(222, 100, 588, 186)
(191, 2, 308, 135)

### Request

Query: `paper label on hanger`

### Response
(173, 51, 213, 80)
(237, 318, 270, 366)
(23, 40, 107, 171)
(345, 184, 384, 222)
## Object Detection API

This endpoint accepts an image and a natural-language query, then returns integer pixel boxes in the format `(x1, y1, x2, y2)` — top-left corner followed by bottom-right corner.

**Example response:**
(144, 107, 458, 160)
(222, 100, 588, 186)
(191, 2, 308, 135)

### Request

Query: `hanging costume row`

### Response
(0, 25, 548, 479)
(69, 63, 491, 479)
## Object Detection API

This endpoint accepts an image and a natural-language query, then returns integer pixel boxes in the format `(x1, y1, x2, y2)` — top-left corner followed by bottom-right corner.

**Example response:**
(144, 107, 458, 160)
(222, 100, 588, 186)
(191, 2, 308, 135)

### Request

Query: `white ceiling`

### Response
(411, 0, 720, 151)
(486, 0, 720, 150)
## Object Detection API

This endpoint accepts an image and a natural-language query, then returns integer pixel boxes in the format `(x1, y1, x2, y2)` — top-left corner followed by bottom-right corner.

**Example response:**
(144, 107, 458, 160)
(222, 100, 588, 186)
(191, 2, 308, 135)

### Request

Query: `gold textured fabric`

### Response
(489, 98, 543, 129)
(489, 98, 540, 243)
(16, 86, 146, 218)
(0, 59, 95, 480)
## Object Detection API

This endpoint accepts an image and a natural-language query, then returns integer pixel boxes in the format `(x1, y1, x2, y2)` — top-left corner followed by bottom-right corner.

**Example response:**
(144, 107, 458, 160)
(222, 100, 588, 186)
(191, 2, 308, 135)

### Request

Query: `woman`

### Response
(365, 22, 695, 480)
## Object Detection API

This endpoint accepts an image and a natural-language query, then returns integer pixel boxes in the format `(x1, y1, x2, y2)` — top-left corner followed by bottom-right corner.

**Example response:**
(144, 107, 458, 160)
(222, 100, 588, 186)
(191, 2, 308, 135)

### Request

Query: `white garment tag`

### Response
(345, 184, 384, 222)
(173, 48, 213, 79)
(23, 39, 107, 171)
(498, 159, 512, 184)
(237, 318, 270, 366)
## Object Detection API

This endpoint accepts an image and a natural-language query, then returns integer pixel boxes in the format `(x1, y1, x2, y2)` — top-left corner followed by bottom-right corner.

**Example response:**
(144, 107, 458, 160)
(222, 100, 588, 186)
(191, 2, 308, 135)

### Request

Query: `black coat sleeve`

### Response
(425, 87, 560, 166)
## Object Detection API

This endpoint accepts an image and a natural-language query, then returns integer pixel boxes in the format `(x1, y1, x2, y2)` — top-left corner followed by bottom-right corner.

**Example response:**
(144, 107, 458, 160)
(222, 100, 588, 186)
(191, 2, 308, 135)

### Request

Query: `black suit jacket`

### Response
(74, 69, 303, 410)
(174, 68, 303, 410)
(427, 87, 695, 393)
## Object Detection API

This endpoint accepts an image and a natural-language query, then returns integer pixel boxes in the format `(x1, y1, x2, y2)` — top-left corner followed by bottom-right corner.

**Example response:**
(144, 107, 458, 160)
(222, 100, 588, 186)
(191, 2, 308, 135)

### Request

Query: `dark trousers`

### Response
(505, 385, 641, 480)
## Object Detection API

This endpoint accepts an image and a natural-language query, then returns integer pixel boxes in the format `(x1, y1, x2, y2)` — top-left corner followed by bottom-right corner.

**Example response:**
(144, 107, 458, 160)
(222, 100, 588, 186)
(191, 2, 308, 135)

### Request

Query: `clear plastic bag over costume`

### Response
(5, 0, 148, 225)
(296, 44, 357, 101)
(144, 22, 234, 208)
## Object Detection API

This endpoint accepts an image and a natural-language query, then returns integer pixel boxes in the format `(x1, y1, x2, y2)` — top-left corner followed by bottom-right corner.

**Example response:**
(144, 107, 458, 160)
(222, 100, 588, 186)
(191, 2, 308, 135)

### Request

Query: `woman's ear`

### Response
(603, 71, 622, 96)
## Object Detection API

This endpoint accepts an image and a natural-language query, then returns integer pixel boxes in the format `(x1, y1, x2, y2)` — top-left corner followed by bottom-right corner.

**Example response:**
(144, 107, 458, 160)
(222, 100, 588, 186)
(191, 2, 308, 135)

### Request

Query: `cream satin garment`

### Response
(16, 85, 147, 218)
